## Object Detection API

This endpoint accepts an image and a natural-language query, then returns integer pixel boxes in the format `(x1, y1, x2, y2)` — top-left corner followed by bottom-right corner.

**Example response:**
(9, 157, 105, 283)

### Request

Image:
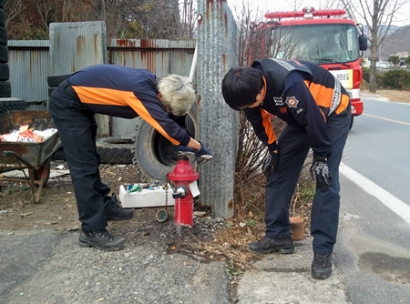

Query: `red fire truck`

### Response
(251, 7, 368, 129)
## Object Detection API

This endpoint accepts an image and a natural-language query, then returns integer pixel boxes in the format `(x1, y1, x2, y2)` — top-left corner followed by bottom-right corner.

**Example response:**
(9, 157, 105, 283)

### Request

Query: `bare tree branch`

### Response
(340, 0, 407, 92)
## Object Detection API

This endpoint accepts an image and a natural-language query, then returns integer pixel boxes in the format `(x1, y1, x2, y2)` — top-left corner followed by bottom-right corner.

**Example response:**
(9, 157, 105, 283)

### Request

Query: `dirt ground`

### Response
(0, 89, 408, 270)
(363, 89, 410, 103)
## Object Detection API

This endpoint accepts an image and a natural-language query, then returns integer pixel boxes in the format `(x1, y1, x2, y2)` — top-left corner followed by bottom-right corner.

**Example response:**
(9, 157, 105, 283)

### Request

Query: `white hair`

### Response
(157, 74, 195, 116)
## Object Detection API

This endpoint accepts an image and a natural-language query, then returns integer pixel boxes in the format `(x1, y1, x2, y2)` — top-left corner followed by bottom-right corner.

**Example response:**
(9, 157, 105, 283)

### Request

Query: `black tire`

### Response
(96, 137, 134, 164)
(349, 116, 354, 130)
(0, 27, 6, 45)
(47, 74, 73, 87)
(133, 102, 197, 182)
(0, 81, 11, 97)
(48, 87, 56, 97)
(0, 62, 9, 80)
(0, 98, 26, 115)
(0, 9, 5, 27)
(0, 0, 3, 9)
(0, 45, 7, 63)
(52, 146, 66, 161)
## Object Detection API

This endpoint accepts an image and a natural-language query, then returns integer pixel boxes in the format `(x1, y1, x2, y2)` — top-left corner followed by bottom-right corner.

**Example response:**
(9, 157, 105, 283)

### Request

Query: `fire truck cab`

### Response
(253, 7, 368, 129)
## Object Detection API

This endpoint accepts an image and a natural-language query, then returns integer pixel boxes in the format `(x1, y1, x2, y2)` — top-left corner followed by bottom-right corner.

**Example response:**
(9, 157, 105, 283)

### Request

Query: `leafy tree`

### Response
(388, 55, 400, 67)
(405, 56, 410, 69)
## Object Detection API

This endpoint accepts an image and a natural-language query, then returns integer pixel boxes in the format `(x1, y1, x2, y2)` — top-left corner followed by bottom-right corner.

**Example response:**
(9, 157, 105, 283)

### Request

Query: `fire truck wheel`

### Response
(155, 209, 169, 222)
(133, 102, 197, 182)
(349, 117, 354, 130)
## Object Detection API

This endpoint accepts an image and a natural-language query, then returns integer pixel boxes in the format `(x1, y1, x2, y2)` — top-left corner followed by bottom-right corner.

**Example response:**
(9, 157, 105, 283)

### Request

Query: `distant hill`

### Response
(383, 25, 410, 57)
(363, 25, 410, 59)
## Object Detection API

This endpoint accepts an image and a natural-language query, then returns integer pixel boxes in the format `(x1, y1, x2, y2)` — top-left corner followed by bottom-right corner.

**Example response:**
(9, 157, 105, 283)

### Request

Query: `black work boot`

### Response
(248, 236, 295, 254)
(78, 229, 125, 251)
(311, 253, 332, 280)
(103, 193, 133, 221)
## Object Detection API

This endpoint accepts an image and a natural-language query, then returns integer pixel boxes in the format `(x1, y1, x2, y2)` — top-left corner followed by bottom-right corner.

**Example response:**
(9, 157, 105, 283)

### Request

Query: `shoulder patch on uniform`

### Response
(273, 97, 284, 106)
(285, 96, 299, 108)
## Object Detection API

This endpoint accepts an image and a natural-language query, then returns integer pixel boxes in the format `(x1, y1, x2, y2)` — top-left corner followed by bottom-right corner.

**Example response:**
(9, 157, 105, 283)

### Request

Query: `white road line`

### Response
(340, 162, 410, 224)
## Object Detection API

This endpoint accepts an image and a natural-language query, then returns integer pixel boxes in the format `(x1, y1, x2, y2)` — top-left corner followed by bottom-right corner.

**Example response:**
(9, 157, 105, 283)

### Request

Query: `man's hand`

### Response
(174, 145, 195, 152)
(310, 156, 332, 190)
(262, 152, 279, 176)
(195, 142, 212, 163)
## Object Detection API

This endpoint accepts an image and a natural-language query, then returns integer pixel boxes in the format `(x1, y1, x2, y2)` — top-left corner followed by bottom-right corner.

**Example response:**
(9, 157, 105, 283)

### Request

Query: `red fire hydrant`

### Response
(168, 154, 199, 226)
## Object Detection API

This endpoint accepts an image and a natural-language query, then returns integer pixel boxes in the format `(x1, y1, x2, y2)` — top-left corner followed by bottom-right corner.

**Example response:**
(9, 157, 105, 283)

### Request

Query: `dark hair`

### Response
(221, 67, 264, 110)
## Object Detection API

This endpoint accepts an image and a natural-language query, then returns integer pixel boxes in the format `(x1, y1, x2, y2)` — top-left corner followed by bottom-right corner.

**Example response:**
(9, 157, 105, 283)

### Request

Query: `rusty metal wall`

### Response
(109, 39, 196, 138)
(197, 0, 239, 218)
(7, 40, 50, 110)
(49, 21, 107, 75)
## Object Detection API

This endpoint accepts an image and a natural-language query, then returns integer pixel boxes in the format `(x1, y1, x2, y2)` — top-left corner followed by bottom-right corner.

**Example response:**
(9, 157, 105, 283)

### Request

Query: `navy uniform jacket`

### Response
(67, 64, 191, 147)
(244, 58, 350, 157)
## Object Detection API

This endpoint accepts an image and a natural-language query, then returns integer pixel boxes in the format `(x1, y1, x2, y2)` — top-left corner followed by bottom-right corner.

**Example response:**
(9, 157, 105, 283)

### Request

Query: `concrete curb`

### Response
(236, 237, 349, 303)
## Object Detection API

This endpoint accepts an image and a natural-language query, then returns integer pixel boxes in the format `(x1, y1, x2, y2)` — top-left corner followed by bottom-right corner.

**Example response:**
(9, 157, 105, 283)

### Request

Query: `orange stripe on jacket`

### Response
(73, 86, 180, 145)
(261, 109, 276, 144)
(336, 94, 350, 115)
(305, 81, 334, 108)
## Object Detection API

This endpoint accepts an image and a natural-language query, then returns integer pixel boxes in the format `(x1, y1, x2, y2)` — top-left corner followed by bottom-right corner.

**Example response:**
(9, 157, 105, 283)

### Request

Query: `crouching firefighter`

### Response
(221, 58, 351, 280)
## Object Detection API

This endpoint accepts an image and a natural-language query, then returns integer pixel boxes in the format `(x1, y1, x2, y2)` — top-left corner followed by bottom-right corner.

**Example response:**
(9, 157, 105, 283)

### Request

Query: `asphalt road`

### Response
(336, 94, 410, 304)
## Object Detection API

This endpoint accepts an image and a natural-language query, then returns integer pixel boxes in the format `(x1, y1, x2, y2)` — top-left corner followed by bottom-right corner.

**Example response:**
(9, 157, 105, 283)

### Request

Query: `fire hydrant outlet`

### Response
(172, 185, 188, 199)
(167, 154, 199, 226)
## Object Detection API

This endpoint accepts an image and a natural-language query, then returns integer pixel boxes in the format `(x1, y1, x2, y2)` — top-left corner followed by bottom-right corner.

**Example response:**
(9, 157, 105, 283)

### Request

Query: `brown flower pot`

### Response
(290, 216, 305, 241)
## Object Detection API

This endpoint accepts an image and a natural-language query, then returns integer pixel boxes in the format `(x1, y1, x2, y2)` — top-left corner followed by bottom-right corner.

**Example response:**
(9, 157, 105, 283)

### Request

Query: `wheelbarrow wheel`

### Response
(156, 209, 169, 222)
(33, 162, 51, 187)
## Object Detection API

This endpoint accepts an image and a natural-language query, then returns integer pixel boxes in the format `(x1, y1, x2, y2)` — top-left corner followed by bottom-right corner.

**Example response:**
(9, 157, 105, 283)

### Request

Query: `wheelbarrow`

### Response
(0, 111, 62, 203)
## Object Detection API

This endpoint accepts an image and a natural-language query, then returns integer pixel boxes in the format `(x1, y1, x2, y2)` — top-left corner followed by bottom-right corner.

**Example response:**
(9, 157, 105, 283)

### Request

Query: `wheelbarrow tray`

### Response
(0, 111, 62, 203)
(0, 111, 61, 169)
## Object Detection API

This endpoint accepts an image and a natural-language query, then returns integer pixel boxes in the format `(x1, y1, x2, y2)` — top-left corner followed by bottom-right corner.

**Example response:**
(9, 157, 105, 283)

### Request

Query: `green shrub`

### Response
(379, 70, 410, 90)
(362, 66, 370, 83)
(360, 67, 410, 90)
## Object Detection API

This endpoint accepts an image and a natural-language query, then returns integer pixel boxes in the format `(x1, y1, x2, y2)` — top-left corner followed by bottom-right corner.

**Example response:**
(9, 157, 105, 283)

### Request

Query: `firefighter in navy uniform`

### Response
(222, 58, 351, 280)
(49, 64, 212, 252)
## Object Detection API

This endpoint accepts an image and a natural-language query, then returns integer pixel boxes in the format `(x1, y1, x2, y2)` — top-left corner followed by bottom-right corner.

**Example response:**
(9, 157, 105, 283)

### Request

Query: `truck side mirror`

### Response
(359, 34, 368, 51)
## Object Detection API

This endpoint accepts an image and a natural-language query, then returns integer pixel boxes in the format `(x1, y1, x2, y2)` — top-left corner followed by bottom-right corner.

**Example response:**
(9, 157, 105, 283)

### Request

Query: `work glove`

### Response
(262, 151, 279, 176)
(310, 156, 332, 190)
(174, 145, 195, 152)
(195, 141, 212, 163)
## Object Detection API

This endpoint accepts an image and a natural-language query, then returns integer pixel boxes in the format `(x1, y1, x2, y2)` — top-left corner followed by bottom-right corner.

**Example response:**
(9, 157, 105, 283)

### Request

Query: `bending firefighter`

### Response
(222, 58, 351, 280)
(49, 64, 212, 251)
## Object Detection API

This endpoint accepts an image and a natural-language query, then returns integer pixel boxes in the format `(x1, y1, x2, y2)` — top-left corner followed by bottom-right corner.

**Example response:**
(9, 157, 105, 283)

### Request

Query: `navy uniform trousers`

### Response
(264, 107, 351, 254)
(49, 82, 110, 232)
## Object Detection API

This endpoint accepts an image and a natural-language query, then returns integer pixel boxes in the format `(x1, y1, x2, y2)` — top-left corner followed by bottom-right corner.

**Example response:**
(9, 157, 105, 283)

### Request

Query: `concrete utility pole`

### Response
(196, 0, 239, 219)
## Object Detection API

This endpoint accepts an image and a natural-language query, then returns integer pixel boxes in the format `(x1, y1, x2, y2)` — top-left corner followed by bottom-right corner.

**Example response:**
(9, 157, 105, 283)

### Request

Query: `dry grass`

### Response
(363, 89, 410, 103)
(194, 115, 315, 272)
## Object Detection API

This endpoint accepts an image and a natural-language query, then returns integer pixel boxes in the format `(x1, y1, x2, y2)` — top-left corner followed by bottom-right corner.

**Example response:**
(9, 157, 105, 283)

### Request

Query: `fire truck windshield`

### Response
(267, 24, 360, 64)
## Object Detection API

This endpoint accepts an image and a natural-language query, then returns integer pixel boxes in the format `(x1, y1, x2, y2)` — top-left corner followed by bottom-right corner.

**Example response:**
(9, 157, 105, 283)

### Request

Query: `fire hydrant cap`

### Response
(168, 159, 199, 181)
